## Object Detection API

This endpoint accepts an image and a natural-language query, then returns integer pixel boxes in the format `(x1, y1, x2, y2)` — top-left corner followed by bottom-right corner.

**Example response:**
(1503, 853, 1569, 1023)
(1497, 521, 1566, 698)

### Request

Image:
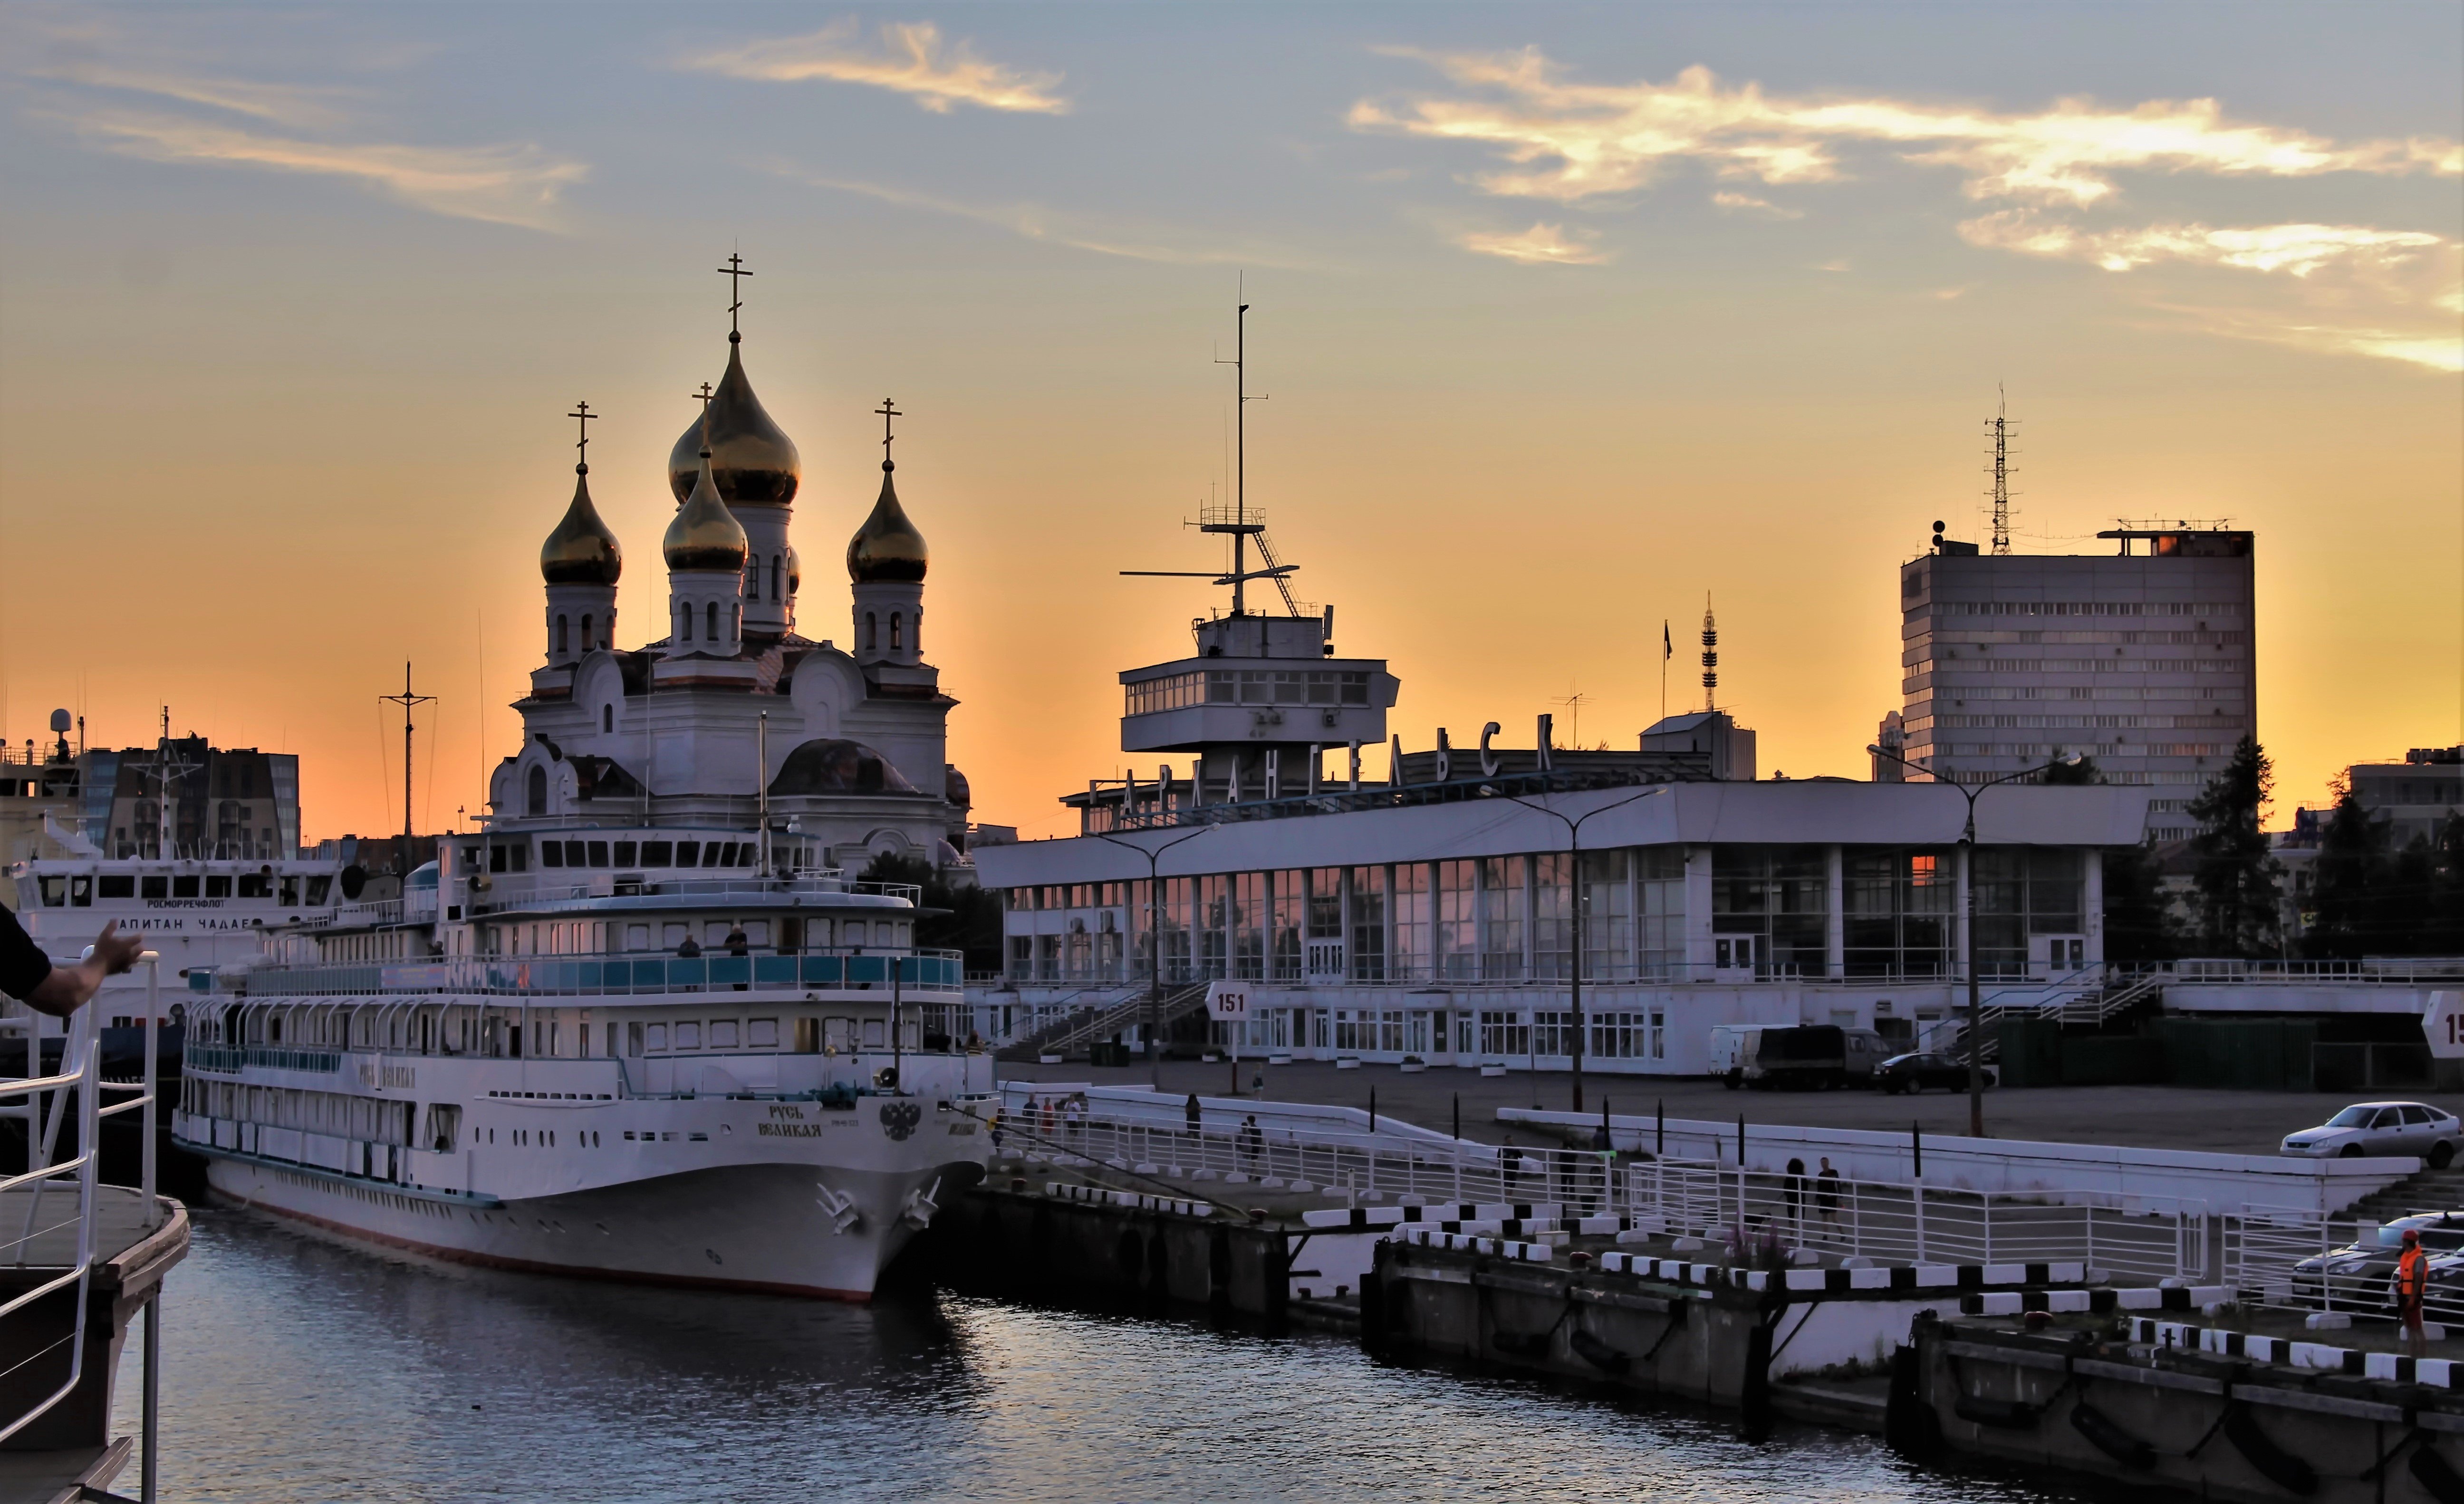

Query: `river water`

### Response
(112, 1208, 2096, 1503)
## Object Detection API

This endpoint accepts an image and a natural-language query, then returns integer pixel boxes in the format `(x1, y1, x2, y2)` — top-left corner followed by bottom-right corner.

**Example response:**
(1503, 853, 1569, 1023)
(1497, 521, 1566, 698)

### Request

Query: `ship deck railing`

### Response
(0, 954, 173, 1499)
(463, 873, 923, 916)
(210, 947, 967, 998)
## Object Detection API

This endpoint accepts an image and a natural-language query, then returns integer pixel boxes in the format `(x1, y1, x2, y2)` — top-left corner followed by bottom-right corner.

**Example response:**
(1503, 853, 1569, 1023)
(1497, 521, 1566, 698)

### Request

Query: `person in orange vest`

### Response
(2397, 1227, 2432, 1359)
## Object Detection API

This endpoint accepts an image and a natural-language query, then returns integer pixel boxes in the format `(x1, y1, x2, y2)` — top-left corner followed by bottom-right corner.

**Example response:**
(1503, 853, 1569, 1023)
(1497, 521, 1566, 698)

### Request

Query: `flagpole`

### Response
(1659, 619, 1669, 724)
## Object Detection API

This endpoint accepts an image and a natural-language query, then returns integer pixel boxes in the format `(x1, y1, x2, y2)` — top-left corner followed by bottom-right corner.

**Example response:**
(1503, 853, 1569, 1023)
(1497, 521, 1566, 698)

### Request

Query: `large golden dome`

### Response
(539, 466, 622, 586)
(667, 335, 799, 507)
(846, 462, 928, 584)
(664, 449, 750, 572)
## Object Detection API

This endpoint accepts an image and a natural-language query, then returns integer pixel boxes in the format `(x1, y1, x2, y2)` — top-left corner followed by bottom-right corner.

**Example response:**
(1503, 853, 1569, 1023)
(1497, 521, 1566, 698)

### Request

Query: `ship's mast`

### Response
(380, 663, 434, 843)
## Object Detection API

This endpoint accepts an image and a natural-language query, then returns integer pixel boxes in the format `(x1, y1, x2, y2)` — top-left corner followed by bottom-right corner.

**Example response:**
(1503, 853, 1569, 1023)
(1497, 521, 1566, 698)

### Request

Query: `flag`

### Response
(1662, 621, 1672, 660)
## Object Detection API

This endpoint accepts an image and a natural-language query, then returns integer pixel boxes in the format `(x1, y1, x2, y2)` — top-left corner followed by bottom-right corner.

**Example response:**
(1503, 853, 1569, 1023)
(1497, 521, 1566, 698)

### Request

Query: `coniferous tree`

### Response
(2101, 839, 2178, 963)
(859, 853, 1006, 976)
(2186, 735, 2282, 957)
(2431, 814, 2464, 957)
(2303, 787, 2387, 960)
(2042, 752, 2103, 786)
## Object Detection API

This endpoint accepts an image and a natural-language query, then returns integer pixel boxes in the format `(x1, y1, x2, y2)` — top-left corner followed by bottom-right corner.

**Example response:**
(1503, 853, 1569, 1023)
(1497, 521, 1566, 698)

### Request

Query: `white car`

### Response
(2281, 1101, 2464, 1166)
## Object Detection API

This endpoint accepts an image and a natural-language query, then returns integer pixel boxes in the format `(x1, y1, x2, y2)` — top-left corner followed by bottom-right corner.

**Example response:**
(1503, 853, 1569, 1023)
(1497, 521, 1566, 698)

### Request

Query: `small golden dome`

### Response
(664, 450, 749, 572)
(668, 335, 800, 508)
(847, 462, 928, 584)
(785, 545, 802, 596)
(539, 467, 622, 586)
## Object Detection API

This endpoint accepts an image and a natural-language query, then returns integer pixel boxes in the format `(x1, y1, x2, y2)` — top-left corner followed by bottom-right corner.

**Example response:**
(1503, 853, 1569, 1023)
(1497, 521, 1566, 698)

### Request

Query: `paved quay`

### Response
(993, 1058, 2464, 1158)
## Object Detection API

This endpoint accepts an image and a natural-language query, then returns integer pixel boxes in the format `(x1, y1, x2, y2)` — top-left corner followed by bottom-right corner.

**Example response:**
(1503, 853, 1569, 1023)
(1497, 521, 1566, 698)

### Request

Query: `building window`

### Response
(1481, 857, 1526, 980)
(770, 556, 780, 601)
(706, 602, 719, 641)
(1348, 866, 1386, 981)
(601, 704, 613, 734)
(679, 603, 692, 642)
(581, 613, 594, 650)
(866, 613, 878, 651)
(555, 615, 569, 655)
(890, 613, 904, 651)
(1436, 860, 1476, 979)
(526, 766, 548, 817)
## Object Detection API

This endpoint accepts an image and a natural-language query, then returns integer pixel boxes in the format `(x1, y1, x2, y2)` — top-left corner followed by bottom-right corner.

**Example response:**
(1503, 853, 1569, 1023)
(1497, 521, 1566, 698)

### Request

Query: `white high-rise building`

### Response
(1897, 523, 2255, 840)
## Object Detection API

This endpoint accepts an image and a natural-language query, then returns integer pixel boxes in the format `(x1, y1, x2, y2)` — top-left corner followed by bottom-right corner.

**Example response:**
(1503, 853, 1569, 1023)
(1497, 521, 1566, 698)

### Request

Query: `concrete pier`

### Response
(0, 1186, 189, 1463)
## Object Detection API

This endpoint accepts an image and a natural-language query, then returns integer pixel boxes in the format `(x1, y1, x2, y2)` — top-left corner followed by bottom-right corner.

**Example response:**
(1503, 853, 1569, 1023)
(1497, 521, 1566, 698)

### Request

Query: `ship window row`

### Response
(186, 1081, 412, 1146)
(1124, 670, 1370, 716)
(1930, 742, 2224, 759)
(1922, 630, 2245, 647)
(533, 838, 761, 871)
(1928, 600, 2242, 618)
(469, 915, 909, 957)
(196, 1002, 924, 1061)
(1198, 1006, 1667, 1062)
(1001, 845, 2092, 985)
(38, 870, 319, 908)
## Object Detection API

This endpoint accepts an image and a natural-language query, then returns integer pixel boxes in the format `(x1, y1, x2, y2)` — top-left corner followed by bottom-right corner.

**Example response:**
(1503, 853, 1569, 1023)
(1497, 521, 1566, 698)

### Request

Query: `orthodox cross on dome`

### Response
(876, 397, 902, 468)
(716, 252, 751, 337)
(568, 399, 597, 472)
(691, 381, 715, 452)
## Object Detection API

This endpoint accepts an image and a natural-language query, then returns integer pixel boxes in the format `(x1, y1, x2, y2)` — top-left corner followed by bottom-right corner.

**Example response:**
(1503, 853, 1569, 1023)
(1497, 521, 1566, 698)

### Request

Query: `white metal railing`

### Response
(2171, 957, 2464, 985)
(1627, 1160, 2209, 1284)
(986, 1104, 2217, 1281)
(0, 953, 164, 1499)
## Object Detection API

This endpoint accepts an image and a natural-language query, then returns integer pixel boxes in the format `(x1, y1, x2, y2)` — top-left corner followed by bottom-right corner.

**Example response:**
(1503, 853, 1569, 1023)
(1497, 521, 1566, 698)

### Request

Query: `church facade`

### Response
(490, 285, 972, 873)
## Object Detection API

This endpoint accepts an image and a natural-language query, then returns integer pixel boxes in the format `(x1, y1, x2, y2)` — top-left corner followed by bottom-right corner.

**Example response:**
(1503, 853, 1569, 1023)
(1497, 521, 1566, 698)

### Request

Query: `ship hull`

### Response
(202, 1150, 981, 1300)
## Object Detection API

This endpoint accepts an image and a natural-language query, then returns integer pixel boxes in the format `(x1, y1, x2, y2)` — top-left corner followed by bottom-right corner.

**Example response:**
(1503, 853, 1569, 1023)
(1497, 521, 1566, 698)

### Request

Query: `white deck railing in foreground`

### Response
(0, 954, 164, 1500)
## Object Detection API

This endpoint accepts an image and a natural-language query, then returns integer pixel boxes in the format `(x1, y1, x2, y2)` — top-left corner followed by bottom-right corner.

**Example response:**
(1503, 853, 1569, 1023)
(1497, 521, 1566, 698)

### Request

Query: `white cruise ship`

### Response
(170, 265, 994, 1298)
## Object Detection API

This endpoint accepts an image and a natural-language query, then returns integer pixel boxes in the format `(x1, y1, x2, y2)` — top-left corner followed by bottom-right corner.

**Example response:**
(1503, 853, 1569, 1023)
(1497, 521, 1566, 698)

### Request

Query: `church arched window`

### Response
(890, 613, 904, 651)
(865, 613, 877, 651)
(732, 604, 741, 638)
(769, 556, 780, 602)
(912, 608, 921, 653)
(679, 603, 692, 642)
(526, 765, 548, 816)
(706, 602, 719, 641)
(580, 613, 594, 651)
(601, 704, 613, 734)
(555, 615, 568, 656)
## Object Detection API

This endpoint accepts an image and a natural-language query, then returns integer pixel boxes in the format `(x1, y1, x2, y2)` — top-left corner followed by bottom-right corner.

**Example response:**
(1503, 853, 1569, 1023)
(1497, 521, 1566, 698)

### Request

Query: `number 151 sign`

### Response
(1206, 982, 1250, 1022)
(2424, 992, 2464, 1059)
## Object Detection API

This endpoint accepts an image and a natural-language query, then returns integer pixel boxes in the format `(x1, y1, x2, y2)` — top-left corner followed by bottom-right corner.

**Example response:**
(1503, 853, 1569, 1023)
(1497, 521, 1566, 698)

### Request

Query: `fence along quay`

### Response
(925, 1087, 2464, 1498)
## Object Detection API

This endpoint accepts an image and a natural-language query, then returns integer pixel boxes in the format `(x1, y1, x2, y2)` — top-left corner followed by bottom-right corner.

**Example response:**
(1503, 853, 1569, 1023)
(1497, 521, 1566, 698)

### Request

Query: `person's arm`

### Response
(12, 919, 145, 1020)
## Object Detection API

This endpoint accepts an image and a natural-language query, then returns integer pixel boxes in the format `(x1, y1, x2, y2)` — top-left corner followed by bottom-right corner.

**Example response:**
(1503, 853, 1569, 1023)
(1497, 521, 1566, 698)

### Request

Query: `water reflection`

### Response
(118, 1208, 2096, 1503)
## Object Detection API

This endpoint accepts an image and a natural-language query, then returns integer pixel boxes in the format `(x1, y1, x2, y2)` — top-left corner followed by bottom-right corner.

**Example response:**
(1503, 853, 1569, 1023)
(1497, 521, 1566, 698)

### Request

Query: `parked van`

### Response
(1709, 1024, 1891, 1089)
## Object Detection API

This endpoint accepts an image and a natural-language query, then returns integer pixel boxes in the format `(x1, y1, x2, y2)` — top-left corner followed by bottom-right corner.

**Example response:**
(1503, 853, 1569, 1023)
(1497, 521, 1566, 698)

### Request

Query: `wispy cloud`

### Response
(686, 20, 1068, 115)
(770, 165, 1308, 267)
(55, 108, 587, 230)
(1712, 189, 1800, 218)
(1459, 222, 1607, 265)
(1959, 212, 2445, 277)
(30, 63, 356, 129)
(1351, 56, 2459, 206)
(2153, 304, 2462, 374)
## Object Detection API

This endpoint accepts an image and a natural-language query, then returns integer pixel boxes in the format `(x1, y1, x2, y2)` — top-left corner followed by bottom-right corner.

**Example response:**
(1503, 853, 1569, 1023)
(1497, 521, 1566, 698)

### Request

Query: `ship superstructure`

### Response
(171, 267, 990, 1299)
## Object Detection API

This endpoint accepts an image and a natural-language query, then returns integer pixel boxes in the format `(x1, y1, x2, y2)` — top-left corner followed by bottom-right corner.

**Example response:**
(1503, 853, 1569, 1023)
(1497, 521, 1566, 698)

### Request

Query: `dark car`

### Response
(2292, 1212, 2464, 1315)
(1875, 1052, 1994, 1094)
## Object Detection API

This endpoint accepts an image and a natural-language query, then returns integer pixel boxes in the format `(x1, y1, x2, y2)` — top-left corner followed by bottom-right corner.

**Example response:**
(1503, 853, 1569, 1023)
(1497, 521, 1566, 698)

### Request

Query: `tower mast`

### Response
(1988, 385, 2016, 556)
(380, 663, 435, 843)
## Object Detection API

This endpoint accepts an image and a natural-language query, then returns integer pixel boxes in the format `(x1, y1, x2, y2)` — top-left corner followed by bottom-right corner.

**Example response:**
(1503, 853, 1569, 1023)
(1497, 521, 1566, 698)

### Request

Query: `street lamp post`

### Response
(1869, 746, 2079, 1139)
(1508, 786, 1665, 1115)
(1092, 823, 1217, 1091)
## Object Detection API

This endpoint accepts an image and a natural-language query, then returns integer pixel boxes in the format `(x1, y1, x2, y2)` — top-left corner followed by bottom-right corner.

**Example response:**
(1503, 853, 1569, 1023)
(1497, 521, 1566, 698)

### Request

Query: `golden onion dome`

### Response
(663, 449, 750, 572)
(847, 461, 928, 584)
(667, 335, 800, 508)
(539, 466, 622, 586)
(785, 545, 802, 596)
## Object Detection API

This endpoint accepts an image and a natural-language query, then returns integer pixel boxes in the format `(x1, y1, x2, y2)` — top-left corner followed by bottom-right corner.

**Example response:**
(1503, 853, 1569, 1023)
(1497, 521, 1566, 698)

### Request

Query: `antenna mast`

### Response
(380, 662, 436, 843)
(1700, 596, 1719, 712)
(1988, 385, 2017, 556)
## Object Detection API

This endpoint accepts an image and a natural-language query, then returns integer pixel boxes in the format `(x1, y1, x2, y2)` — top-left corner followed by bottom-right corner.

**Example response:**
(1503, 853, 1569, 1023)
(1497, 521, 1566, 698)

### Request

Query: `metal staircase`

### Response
(995, 980, 1213, 1063)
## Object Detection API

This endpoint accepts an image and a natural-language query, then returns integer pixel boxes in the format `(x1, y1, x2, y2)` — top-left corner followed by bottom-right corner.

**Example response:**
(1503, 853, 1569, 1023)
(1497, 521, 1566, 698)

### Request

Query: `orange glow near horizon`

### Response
(0, 10, 2455, 845)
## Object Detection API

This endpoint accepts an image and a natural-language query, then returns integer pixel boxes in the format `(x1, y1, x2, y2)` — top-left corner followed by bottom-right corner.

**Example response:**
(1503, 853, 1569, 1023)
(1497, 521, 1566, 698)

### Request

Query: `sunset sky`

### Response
(1, 4, 2457, 843)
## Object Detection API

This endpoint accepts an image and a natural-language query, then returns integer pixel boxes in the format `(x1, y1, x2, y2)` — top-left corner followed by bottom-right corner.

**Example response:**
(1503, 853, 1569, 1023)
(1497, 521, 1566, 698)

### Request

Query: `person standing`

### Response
(1239, 1113, 1264, 1169)
(0, 909, 143, 1020)
(2399, 1227, 2432, 1359)
(1815, 1157, 1843, 1245)
(1784, 1157, 1807, 1239)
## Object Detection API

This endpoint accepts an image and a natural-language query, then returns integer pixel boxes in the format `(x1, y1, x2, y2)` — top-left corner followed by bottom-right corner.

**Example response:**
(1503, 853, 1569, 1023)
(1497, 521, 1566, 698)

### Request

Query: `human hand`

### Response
(89, 920, 145, 976)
